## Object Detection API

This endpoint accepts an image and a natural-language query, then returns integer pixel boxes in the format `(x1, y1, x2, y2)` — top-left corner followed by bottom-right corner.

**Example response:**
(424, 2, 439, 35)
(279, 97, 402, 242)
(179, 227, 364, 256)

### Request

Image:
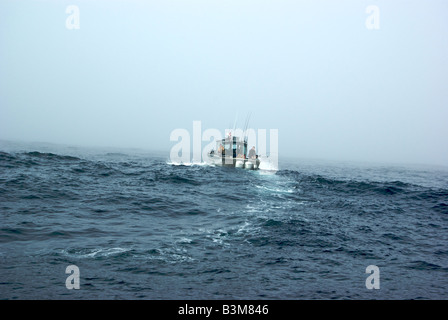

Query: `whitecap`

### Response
(176, 237, 193, 244)
(165, 160, 210, 167)
(255, 185, 294, 193)
(59, 247, 130, 259)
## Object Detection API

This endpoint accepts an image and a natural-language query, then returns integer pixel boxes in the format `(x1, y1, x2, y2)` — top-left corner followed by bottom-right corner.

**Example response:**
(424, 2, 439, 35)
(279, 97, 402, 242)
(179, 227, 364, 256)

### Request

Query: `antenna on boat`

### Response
(243, 111, 252, 143)
(232, 111, 238, 135)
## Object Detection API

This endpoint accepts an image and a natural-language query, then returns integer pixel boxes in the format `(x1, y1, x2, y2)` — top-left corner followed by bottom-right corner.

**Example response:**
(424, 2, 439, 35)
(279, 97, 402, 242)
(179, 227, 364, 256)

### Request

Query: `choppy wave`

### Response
(1, 148, 448, 299)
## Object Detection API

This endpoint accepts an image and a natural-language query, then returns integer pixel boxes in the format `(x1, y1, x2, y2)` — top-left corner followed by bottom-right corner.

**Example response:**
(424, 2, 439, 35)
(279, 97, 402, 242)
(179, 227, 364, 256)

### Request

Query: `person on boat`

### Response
(248, 146, 256, 159)
(218, 144, 224, 155)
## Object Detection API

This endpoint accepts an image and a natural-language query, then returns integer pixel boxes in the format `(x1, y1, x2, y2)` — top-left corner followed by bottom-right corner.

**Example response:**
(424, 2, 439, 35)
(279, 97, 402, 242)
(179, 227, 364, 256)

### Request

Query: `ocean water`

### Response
(1, 141, 447, 300)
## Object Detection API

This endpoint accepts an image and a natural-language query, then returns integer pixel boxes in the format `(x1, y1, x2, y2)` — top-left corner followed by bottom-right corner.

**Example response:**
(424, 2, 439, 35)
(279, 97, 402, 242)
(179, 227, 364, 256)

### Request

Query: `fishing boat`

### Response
(207, 134, 260, 170)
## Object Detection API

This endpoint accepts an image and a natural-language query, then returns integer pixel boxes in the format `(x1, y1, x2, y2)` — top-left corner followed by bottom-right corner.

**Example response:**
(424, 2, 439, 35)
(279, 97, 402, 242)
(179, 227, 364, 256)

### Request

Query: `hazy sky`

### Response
(1, 0, 447, 166)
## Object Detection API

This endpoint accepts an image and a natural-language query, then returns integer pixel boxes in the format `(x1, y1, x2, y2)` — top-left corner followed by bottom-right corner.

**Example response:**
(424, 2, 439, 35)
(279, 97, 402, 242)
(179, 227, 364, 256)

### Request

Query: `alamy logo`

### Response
(65, 265, 80, 290)
(365, 5, 380, 30)
(66, 5, 80, 30)
(169, 121, 278, 169)
(365, 265, 380, 289)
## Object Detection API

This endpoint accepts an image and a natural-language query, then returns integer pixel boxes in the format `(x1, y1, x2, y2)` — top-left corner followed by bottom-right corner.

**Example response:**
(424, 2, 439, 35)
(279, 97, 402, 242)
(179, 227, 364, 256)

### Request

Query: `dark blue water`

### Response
(1, 141, 447, 299)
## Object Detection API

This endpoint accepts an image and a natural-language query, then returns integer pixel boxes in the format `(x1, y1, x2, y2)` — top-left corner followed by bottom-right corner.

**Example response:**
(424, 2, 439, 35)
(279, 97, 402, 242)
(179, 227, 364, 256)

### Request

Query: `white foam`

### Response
(166, 160, 210, 166)
(258, 156, 279, 172)
(60, 247, 129, 258)
(151, 248, 195, 263)
(255, 185, 294, 193)
(176, 237, 193, 244)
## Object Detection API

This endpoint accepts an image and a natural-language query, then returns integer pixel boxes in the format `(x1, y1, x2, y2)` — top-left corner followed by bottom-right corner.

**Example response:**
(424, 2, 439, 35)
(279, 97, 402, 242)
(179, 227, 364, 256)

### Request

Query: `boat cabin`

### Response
(208, 135, 260, 169)
(216, 136, 247, 159)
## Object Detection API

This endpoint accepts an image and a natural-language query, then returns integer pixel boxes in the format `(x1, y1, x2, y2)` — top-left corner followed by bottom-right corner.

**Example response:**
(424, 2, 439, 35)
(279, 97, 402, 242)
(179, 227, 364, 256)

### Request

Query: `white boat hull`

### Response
(207, 154, 260, 170)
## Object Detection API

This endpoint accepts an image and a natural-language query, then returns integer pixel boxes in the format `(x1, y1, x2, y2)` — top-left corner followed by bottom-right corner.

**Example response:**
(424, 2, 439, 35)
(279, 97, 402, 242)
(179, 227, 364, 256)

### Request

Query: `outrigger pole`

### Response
(243, 111, 252, 143)
(232, 111, 238, 136)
